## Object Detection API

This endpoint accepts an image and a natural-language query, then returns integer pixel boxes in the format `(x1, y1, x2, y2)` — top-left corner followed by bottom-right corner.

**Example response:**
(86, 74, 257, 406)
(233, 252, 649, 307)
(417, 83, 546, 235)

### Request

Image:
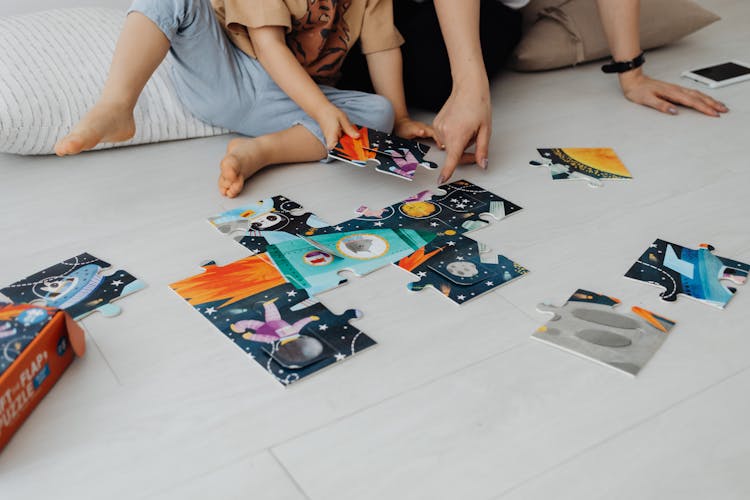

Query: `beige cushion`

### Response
(511, 0, 720, 72)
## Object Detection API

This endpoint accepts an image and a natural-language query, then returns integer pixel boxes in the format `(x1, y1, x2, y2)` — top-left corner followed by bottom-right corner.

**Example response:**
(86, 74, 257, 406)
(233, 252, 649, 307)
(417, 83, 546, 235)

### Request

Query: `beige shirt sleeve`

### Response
(222, 0, 293, 34)
(359, 0, 405, 55)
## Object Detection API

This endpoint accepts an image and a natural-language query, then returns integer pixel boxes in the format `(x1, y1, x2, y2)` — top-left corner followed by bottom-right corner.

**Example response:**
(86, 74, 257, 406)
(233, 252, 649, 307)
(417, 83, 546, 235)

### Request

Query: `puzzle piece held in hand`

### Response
(169, 255, 375, 386)
(530, 148, 632, 188)
(532, 289, 676, 376)
(328, 125, 438, 181)
(625, 239, 749, 309)
(0, 253, 145, 320)
(398, 235, 528, 305)
(208, 195, 329, 255)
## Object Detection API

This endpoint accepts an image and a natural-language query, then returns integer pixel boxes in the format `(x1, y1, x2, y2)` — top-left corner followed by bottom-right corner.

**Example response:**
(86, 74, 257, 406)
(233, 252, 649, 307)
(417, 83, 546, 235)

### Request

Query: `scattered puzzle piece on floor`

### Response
(208, 195, 329, 255)
(328, 125, 438, 181)
(170, 255, 375, 386)
(0, 302, 59, 376)
(625, 239, 749, 309)
(0, 253, 146, 320)
(530, 148, 632, 188)
(398, 235, 528, 305)
(532, 289, 675, 376)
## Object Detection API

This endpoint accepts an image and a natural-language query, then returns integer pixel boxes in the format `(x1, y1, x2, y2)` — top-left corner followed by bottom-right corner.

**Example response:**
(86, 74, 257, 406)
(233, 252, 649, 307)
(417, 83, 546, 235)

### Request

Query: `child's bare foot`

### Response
(219, 137, 270, 198)
(54, 101, 136, 156)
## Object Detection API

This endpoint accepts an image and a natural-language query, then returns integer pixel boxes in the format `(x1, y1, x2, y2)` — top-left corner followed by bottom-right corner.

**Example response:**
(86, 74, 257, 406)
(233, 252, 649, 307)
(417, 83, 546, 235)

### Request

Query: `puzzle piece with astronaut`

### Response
(532, 289, 676, 376)
(625, 239, 749, 309)
(328, 125, 438, 181)
(169, 254, 375, 386)
(0, 253, 146, 320)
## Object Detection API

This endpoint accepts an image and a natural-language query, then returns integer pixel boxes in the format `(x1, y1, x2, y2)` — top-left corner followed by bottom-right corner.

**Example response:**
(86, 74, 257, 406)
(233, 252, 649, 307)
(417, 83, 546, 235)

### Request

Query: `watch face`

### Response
(693, 62, 750, 81)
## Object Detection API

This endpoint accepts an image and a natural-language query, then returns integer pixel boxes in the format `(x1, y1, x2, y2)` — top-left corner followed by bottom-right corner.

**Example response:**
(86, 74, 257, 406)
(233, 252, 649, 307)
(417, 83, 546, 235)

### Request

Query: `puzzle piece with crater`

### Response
(532, 289, 676, 376)
(0, 253, 146, 320)
(169, 255, 375, 386)
(625, 239, 749, 309)
(398, 235, 528, 305)
(530, 148, 632, 188)
(328, 125, 438, 181)
(208, 195, 330, 255)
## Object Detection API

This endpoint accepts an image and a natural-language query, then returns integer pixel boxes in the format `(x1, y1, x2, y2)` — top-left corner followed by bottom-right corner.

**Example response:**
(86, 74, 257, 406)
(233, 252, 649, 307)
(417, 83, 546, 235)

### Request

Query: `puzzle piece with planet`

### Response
(530, 148, 632, 188)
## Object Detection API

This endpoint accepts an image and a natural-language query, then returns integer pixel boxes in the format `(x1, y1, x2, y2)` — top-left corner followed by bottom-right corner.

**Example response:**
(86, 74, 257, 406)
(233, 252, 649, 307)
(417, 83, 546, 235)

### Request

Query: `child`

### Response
(54, 0, 436, 198)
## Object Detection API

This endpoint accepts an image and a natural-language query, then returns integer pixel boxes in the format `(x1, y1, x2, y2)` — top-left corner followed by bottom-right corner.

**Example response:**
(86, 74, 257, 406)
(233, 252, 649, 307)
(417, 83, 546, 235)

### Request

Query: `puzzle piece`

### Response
(208, 195, 329, 255)
(345, 179, 523, 235)
(0, 253, 146, 320)
(530, 148, 632, 188)
(328, 125, 438, 181)
(264, 227, 436, 295)
(625, 239, 749, 309)
(0, 302, 59, 376)
(532, 289, 676, 376)
(169, 255, 375, 386)
(398, 235, 528, 305)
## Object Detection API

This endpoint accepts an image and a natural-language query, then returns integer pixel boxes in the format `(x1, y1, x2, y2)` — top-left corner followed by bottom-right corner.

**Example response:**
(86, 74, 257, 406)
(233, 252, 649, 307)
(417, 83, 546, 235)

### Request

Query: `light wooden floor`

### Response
(1, 1, 748, 498)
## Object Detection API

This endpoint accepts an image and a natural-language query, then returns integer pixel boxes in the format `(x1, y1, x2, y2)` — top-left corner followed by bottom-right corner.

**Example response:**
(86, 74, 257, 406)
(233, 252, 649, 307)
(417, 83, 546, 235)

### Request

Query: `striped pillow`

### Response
(0, 8, 227, 155)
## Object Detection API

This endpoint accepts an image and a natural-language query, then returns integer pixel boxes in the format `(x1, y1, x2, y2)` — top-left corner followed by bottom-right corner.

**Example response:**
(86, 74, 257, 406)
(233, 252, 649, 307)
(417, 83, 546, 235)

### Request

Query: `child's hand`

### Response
(314, 104, 360, 150)
(394, 117, 440, 145)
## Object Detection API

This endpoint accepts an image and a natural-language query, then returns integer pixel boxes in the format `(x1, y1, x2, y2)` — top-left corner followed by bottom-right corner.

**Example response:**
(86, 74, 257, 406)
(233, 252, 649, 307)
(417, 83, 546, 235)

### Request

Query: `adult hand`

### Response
(432, 77, 492, 184)
(620, 69, 729, 117)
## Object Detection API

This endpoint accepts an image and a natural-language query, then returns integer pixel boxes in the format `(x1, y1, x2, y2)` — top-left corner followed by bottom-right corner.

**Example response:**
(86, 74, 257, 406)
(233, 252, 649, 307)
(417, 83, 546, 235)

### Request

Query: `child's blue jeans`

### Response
(128, 0, 395, 146)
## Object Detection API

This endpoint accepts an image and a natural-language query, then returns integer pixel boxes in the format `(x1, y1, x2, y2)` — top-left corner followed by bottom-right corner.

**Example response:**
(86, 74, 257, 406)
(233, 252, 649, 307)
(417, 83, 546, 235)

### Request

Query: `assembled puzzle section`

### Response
(625, 239, 749, 309)
(530, 148, 632, 188)
(0, 253, 146, 320)
(169, 254, 375, 386)
(532, 289, 676, 376)
(205, 180, 528, 304)
(328, 125, 438, 181)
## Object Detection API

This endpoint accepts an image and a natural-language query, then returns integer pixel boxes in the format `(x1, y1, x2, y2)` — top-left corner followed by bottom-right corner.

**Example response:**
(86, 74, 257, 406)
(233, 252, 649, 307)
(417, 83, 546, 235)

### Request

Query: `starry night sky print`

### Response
(625, 239, 750, 308)
(0, 253, 144, 320)
(179, 282, 374, 386)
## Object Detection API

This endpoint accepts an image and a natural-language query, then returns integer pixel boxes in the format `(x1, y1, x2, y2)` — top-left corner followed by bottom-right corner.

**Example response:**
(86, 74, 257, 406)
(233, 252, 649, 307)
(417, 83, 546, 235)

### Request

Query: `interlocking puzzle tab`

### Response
(533, 289, 676, 376)
(398, 235, 528, 304)
(328, 125, 438, 181)
(530, 148, 632, 188)
(169, 255, 375, 386)
(625, 239, 749, 309)
(0, 253, 146, 320)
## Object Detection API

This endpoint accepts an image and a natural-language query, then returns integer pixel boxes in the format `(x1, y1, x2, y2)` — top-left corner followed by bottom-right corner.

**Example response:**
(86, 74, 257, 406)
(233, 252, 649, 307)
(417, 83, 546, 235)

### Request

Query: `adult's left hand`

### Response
(619, 70, 729, 117)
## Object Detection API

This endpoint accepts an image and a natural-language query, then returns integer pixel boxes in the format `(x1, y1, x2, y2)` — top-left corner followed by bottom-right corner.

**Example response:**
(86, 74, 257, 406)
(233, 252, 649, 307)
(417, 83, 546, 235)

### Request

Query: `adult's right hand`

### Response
(433, 76, 492, 184)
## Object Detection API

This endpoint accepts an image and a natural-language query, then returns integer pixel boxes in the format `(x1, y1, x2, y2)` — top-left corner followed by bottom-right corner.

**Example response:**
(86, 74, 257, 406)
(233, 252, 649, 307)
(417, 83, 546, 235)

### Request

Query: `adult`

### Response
(340, 0, 728, 183)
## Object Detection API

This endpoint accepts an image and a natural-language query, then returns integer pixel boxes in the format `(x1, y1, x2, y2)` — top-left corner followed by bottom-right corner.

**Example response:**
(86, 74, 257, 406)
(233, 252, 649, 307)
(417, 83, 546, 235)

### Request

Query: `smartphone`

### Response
(681, 61, 750, 88)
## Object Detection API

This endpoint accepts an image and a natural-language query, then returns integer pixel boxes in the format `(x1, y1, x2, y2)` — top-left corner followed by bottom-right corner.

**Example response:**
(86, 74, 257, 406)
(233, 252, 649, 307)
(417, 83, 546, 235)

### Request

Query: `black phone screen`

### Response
(692, 62, 750, 82)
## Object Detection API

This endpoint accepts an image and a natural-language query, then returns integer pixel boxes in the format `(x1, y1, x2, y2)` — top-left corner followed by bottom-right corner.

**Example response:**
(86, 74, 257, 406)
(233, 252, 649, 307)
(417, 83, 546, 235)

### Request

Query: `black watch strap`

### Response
(601, 52, 645, 74)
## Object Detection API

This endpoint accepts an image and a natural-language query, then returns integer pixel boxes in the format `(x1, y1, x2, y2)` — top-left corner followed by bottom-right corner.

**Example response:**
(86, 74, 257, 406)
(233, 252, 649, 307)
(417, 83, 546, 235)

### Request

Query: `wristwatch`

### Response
(601, 52, 645, 74)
